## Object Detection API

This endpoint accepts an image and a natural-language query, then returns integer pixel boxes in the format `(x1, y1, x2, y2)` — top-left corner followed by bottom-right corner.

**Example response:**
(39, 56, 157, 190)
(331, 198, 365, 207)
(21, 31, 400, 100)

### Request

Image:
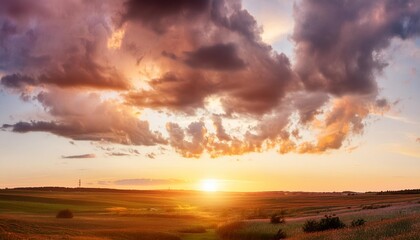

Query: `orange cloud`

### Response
(1, 0, 419, 158)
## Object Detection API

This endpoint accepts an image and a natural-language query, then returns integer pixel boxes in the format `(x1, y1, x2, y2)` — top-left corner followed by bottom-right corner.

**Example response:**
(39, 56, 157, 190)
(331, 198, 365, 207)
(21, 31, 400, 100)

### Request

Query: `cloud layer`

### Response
(98, 178, 186, 186)
(1, 0, 419, 157)
(62, 154, 96, 159)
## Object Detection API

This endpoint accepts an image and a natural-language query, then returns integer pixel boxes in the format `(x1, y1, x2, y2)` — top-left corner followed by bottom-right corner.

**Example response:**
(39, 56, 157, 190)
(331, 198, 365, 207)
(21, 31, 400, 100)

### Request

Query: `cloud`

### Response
(126, 72, 215, 113)
(123, 0, 209, 33)
(416, 138, 420, 143)
(1, 0, 419, 158)
(166, 121, 208, 158)
(1, 45, 130, 91)
(0, 0, 129, 90)
(211, 0, 262, 42)
(298, 96, 370, 153)
(2, 90, 166, 146)
(122, 0, 294, 115)
(183, 43, 246, 71)
(212, 115, 231, 141)
(62, 154, 96, 159)
(37, 54, 130, 90)
(0, 73, 36, 100)
(293, 0, 420, 96)
(107, 152, 130, 157)
(99, 178, 186, 186)
(1, 74, 36, 89)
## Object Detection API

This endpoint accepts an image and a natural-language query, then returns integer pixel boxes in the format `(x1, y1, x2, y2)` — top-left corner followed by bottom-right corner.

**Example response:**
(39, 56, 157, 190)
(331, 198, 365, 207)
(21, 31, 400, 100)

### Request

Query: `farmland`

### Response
(0, 188, 419, 240)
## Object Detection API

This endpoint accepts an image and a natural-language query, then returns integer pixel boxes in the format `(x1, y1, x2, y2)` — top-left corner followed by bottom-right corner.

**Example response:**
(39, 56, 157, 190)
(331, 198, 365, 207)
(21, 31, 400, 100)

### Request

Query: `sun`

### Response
(200, 179, 219, 192)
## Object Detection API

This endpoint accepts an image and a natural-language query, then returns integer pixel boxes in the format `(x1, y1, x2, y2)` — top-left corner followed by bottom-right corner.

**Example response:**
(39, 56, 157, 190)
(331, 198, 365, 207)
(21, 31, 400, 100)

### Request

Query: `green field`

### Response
(0, 188, 419, 240)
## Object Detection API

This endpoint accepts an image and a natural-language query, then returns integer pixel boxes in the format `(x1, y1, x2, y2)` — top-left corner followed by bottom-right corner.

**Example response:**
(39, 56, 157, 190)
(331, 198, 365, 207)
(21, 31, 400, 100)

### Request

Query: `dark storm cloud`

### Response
(124, 0, 209, 21)
(122, 0, 295, 115)
(3, 119, 165, 146)
(1, 58, 130, 91)
(293, 0, 420, 96)
(184, 43, 246, 71)
(0, 0, 46, 19)
(126, 72, 215, 112)
(38, 54, 130, 90)
(161, 51, 178, 60)
(123, 0, 210, 33)
(3, 121, 84, 136)
(1, 0, 419, 157)
(62, 154, 96, 159)
(123, 0, 262, 42)
(0, 17, 50, 71)
(0, 0, 129, 90)
(210, 0, 262, 42)
(1, 74, 36, 89)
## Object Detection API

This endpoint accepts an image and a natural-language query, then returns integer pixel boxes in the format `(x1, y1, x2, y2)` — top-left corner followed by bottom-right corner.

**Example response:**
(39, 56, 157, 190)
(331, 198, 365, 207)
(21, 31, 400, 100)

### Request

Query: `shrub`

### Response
(274, 228, 287, 239)
(302, 215, 345, 233)
(351, 218, 366, 227)
(362, 204, 391, 210)
(318, 215, 346, 230)
(270, 214, 285, 224)
(56, 209, 73, 218)
(271, 210, 286, 224)
(302, 219, 319, 233)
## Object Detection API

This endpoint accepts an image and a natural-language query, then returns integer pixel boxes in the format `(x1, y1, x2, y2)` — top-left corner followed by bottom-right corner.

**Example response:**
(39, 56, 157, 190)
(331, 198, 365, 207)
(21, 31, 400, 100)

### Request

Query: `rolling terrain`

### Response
(0, 188, 419, 240)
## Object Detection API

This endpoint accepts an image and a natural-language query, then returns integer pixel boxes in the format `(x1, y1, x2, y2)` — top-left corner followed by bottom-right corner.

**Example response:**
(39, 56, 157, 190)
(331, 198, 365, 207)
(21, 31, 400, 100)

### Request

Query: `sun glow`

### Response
(107, 27, 125, 50)
(200, 179, 220, 192)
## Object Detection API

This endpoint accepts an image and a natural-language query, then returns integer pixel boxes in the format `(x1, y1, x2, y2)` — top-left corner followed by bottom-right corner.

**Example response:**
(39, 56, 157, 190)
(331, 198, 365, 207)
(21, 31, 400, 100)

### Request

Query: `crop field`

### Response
(0, 188, 419, 240)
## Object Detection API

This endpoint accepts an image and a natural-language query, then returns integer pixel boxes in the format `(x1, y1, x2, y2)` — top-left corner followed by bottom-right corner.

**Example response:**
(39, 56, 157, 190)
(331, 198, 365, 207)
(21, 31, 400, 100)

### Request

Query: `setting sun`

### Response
(200, 179, 220, 192)
(1, 0, 420, 239)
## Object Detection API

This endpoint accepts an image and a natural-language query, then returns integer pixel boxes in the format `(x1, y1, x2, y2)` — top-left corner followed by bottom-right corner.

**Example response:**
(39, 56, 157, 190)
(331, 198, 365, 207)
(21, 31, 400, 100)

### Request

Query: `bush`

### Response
(56, 209, 73, 218)
(351, 218, 366, 227)
(270, 214, 285, 224)
(302, 219, 319, 233)
(318, 215, 346, 230)
(302, 215, 345, 233)
(271, 210, 286, 224)
(274, 228, 287, 239)
(362, 204, 391, 210)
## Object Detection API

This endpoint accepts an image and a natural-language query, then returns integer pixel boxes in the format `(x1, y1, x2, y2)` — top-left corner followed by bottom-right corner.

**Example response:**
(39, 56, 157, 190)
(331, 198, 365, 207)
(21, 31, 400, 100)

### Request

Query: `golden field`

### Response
(0, 188, 419, 240)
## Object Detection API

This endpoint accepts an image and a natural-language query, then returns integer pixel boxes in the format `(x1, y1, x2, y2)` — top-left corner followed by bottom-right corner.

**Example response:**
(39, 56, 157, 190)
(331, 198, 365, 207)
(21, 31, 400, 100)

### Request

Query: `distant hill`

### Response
(3, 187, 419, 195)
(377, 189, 420, 195)
(4, 186, 185, 194)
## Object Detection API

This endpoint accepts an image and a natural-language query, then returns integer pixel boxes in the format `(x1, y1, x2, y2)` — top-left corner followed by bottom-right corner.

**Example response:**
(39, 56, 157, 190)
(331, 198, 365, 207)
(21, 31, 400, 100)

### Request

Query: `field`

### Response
(0, 188, 419, 240)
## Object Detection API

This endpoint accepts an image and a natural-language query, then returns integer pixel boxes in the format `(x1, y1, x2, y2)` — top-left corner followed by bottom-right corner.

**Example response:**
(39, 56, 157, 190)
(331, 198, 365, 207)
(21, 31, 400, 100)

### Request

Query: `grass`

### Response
(0, 189, 419, 239)
(177, 225, 207, 233)
(216, 221, 280, 240)
(291, 214, 420, 240)
(180, 229, 219, 240)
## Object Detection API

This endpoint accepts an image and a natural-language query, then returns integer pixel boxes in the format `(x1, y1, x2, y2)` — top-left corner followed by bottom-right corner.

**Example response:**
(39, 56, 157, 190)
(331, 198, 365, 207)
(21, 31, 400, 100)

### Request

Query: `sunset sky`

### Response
(1, 0, 419, 192)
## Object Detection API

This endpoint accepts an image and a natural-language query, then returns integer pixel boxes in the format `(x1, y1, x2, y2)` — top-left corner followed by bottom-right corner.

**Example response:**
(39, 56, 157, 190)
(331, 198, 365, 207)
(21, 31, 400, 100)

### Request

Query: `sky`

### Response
(0, 0, 419, 192)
